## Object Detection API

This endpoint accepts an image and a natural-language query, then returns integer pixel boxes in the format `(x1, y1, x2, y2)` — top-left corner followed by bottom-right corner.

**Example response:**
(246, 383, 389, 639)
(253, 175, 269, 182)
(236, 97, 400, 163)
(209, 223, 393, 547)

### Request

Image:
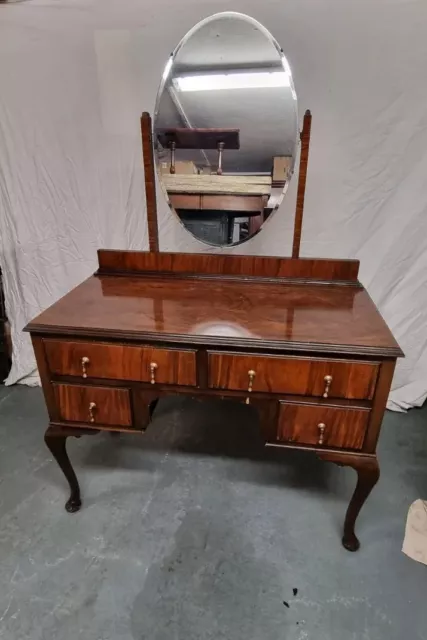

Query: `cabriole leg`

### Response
(44, 426, 86, 513)
(318, 452, 380, 552)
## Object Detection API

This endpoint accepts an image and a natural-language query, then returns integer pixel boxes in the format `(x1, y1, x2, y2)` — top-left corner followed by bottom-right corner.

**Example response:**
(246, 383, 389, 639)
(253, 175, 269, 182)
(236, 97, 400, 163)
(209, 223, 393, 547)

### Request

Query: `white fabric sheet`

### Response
(1, 0, 426, 409)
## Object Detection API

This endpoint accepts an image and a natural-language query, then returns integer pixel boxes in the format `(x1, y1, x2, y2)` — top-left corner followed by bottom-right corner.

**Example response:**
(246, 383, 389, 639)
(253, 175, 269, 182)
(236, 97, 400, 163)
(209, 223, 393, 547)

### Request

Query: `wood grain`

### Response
(31, 335, 60, 421)
(278, 401, 369, 449)
(97, 250, 360, 283)
(208, 352, 379, 400)
(26, 108, 403, 544)
(26, 276, 402, 357)
(44, 339, 196, 386)
(53, 383, 132, 427)
(292, 110, 312, 258)
(318, 451, 380, 551)
(141, 112, 159, 252)
(364, 359, 396, 452)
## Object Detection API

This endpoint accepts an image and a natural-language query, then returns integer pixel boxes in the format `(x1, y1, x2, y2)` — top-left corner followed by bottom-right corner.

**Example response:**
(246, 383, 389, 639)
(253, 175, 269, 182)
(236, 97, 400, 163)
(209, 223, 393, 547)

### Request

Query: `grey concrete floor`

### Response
(0, 386, 426, 640)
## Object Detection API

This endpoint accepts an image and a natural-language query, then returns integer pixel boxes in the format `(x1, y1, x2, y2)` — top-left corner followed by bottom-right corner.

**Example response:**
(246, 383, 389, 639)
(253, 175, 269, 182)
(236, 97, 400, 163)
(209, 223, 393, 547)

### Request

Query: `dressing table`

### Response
(25, 12, 402, 551)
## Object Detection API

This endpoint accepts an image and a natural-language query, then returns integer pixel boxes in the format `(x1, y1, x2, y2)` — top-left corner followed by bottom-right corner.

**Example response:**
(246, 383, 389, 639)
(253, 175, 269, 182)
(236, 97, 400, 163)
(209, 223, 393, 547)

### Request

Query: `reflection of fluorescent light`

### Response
(162, 56, 173, 81)
(281, 56, 292, 77)
(192, 322, 255, 338)
(174, 71, 291, 92)
(281, 56, 297, 100)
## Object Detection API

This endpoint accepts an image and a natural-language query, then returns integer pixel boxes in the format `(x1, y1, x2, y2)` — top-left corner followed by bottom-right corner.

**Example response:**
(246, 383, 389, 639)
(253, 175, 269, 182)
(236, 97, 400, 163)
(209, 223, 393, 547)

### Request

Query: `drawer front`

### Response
(53, 383, 132, 427)
(45, 340, 196, 386)
(278, 401, 369, 450)
(208, 352, 378, 400)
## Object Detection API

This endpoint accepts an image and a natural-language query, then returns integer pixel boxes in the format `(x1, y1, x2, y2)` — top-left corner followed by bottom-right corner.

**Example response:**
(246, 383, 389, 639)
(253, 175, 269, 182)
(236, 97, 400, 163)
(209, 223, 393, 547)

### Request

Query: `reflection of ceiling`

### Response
(161, 87, 296, 173)
(155, 14, 298, 174)
(174, 16, 283, 72)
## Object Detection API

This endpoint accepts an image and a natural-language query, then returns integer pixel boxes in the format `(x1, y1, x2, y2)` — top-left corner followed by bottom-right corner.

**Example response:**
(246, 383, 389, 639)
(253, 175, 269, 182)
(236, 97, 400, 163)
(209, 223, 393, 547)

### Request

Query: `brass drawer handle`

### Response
(245, 369, 256, 404)
(150, 362, 158, 384)
(318, 422, 326, 445)
(323, 375, 333, 398)
(88, 402, 97, 423)
(81, 356, 90, 379)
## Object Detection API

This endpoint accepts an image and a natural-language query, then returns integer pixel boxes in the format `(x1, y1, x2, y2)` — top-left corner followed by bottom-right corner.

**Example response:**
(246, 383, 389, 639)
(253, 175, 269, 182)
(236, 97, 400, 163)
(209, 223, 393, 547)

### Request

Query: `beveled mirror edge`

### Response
(153, 10, 300, 248)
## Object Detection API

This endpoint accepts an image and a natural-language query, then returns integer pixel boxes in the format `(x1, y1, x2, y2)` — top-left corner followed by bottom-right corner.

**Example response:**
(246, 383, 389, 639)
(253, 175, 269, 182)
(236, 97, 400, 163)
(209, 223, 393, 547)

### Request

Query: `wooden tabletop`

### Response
(26, 276, 402, 357)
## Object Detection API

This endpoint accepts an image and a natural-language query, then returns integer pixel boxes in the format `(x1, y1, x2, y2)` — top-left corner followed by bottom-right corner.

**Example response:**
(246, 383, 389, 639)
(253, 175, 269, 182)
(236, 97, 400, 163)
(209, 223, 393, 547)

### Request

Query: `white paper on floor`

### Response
(402, 499, 427, 566)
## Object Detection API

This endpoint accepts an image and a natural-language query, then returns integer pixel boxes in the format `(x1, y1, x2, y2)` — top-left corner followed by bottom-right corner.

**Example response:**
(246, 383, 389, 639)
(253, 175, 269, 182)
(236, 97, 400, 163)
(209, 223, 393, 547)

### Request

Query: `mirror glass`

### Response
(154, 12, 298, 247)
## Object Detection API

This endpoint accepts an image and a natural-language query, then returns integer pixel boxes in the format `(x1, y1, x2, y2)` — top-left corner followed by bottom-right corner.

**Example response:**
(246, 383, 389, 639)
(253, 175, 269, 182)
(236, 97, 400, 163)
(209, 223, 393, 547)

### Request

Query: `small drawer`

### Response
(277, 400, 370, 450)
(45, 340, 196, 386)
(53, 383, 132, 427)
(208, 352, 378, 400)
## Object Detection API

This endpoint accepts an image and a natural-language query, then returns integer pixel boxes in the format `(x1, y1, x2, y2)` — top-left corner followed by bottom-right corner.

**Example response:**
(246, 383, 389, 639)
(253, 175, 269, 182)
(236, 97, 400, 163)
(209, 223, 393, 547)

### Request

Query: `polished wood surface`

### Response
(45, 339, 196, 386)
(364, 359, 396, 452)
(318, 451, 380, 551)
(27, 110, 403, 552)
(278, 401, 369, 449)
(32, 335, 60, 422)
(45, 425, 98, 512)
(27, 275, 401, 357)
(97, 250, 360, 284)
(53, 383, 132, 427)
(208, 352, 379, 400)
(292, 110, 312, 258)
(141, 113, 159, 252)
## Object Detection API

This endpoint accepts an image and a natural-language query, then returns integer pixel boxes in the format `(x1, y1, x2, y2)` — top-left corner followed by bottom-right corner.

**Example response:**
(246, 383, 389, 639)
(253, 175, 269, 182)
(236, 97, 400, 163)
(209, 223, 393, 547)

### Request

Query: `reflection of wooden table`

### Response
(170, 195, 268, 243)
(164, 174, 272, 241)
(169, 193, 268, 213)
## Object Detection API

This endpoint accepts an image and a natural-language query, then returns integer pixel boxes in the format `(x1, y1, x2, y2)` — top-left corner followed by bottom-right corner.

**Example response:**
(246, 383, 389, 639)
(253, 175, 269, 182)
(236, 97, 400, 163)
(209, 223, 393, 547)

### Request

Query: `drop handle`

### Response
(323, 375, 333, 398)
(150, 362, 158, 384)
(81, 356, 90, 379)
(317, 422, 326, 445)
(245, 369, 256, 405)
(88, 402, 97, 423)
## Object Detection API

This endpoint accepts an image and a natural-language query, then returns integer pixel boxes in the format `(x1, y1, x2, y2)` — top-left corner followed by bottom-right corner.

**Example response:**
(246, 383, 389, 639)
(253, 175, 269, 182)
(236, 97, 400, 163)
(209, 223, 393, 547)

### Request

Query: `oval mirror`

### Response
(154, 12, 298, 247)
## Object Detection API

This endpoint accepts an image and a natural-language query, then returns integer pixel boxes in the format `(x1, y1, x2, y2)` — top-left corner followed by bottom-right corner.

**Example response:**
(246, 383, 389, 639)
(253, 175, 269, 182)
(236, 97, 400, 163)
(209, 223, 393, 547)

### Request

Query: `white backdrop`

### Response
(1, 0, 426, 410)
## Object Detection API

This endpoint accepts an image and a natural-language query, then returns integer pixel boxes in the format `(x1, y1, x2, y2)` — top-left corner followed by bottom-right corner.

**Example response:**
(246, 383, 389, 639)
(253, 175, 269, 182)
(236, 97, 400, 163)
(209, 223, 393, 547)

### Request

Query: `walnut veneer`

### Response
(25, 112, 403, 551)
(26, 250, 402, 550)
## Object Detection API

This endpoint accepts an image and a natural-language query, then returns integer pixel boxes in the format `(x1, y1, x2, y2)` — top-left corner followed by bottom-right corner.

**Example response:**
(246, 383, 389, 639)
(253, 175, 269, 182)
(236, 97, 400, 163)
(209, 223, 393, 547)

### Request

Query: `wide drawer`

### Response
(277, 400, 370, 450)
(45, 340, 196, 386)
(53, 383, 132, 427)
(208, 352, 378, 400)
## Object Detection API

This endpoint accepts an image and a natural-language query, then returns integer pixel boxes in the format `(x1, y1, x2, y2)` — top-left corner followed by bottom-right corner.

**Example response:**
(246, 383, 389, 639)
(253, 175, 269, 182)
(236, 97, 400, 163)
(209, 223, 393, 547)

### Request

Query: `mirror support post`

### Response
(141, 112, 160, 253)
(169, 142, 176, 174)
(292, 109, 312, 259)
(217, 142, 225, 175)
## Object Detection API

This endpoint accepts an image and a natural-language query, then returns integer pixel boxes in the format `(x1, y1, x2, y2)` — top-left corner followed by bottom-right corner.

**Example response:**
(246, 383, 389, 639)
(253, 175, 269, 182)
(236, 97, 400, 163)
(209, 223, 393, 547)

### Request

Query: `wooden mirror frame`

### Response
(98, 109, 358, 286)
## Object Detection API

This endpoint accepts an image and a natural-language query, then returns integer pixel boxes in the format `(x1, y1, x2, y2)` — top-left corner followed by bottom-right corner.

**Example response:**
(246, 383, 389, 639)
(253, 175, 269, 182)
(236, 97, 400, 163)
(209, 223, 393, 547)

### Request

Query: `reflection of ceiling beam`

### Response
(167, 86, 211, 168)
(173, 61, 284, 75)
